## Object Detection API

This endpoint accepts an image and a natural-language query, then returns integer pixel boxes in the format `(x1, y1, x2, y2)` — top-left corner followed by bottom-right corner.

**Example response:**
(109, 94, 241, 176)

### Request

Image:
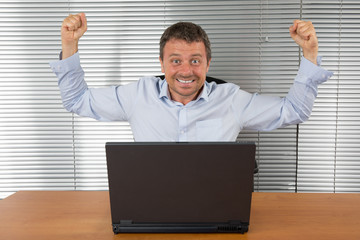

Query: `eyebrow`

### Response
(169, 53, 203, 58)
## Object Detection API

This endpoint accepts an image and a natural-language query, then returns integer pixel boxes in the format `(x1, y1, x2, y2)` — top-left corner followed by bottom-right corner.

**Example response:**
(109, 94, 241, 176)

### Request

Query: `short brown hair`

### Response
(159, 22, 211, 63)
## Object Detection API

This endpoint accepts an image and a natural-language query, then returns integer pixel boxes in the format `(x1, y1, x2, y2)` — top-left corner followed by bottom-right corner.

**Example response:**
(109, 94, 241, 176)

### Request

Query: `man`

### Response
(50, 13, 332, 141)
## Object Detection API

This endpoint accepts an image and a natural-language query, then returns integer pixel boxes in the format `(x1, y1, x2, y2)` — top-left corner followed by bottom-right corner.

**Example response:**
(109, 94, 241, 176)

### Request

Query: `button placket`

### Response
(178, 107, 187, 141)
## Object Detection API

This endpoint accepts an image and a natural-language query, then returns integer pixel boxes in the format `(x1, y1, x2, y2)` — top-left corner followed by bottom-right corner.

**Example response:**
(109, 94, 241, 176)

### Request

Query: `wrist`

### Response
(303, 49, 318, 65)
(61, 41, 78, 60)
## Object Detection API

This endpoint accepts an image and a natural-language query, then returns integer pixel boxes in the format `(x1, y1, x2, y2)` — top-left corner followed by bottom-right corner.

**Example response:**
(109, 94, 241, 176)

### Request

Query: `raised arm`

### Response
(61, 13, 87, 59)
(50, 13, 135, 122)
(237, 20, 333, 132)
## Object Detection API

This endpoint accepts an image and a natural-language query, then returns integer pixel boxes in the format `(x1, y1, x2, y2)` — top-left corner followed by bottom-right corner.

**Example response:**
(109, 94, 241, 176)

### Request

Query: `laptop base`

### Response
(113, 221, 249, 234)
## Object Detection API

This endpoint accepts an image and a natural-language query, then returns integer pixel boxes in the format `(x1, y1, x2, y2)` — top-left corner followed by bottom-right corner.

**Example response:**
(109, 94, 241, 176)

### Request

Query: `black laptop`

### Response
(105, 142, 256, 234)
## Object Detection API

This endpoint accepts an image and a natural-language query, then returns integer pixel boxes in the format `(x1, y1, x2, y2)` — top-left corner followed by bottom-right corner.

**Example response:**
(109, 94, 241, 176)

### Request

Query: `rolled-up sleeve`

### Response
(49, 53, 130, 121)
(238, 56, 333, 131)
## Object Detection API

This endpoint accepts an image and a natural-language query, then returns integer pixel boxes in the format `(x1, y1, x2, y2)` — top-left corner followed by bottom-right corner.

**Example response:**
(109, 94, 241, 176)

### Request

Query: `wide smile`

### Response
(176, 78, 195, 84)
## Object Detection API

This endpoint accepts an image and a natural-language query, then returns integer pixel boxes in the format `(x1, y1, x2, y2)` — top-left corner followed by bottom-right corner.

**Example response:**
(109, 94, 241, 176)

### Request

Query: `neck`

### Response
(169, 85, 204, 105)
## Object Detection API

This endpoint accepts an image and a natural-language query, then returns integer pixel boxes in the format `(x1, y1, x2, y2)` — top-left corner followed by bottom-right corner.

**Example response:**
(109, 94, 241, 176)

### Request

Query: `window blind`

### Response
(245, 0, 301, 192)
(0, 1, 74, 199)
(0, 0, 359, 199)
(299, 0, 360, 192)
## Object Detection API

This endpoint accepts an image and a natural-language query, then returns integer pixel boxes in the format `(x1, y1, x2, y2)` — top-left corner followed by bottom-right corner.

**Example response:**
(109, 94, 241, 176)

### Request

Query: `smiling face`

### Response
(159, 38, 211, 105)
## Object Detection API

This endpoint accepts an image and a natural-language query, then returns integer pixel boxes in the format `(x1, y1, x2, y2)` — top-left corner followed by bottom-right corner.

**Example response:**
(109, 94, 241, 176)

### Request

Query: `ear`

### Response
(159, 56, 165, 73)
(206, 58, 212, 73)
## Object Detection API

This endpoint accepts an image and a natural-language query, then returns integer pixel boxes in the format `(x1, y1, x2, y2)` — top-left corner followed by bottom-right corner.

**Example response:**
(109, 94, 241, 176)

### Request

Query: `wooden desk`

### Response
(0, 191, 359, 240)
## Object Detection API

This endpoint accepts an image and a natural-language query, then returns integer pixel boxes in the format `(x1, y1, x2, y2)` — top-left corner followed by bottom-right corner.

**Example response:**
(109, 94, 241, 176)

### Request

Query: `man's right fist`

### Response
(61, 13, 87, 59)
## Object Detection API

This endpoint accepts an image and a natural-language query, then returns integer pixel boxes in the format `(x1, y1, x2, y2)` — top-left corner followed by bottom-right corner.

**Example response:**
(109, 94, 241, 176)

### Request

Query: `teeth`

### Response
(177, 79, 194, 83)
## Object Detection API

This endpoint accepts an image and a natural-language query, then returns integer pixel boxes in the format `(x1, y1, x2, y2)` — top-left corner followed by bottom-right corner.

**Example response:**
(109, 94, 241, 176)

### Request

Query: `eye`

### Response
(172, 59, 180, 64)
(192, 59, 200, 64)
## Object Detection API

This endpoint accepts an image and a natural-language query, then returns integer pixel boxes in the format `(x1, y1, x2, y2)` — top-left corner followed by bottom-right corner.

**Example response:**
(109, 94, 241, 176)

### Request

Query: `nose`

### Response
(179, 62, 192, 77)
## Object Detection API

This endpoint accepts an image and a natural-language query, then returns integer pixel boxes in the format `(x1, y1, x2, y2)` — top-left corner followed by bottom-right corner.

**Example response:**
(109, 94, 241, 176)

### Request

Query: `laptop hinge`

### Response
(218, 220, 249, 233)
(119, 220, 133, 225)
(113, 220, 133, 232)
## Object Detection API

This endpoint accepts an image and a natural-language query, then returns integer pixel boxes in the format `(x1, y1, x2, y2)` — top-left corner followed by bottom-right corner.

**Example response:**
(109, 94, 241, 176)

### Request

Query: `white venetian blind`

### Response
(0, 1, 74, 199)
(244, 0, 302, 192)
(0, 0, 166, 198)
(299, 0, 360, 192)
(0, 0, 359, 199)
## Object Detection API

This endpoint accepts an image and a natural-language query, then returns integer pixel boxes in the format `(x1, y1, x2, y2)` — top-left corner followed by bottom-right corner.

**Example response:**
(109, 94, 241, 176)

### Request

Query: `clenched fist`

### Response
(61, 13, 87, 59)
(289, 20, 318, 65)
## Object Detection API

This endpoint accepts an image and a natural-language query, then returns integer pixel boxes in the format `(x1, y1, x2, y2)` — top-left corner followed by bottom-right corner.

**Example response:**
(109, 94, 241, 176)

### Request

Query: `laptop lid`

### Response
(105, 142, 256, 233)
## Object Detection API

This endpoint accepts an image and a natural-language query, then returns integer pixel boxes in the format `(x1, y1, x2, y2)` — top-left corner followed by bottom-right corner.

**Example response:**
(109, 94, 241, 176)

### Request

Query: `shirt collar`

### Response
(158, 78, 210, 104)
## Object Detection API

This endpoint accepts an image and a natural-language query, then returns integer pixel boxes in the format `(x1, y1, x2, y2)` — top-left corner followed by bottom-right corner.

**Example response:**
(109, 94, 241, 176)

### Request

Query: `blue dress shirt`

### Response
(50, 53, 333, 141)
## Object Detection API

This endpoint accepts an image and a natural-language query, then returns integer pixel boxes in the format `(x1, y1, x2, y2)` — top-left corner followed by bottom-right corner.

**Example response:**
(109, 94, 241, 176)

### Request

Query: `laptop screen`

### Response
(105, 142, 256, 233)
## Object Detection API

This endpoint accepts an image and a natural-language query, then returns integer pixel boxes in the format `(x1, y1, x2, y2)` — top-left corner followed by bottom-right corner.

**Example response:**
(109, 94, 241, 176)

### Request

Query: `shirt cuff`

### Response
(296, 56, 333, 85)
(49, 52, 81, 73)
